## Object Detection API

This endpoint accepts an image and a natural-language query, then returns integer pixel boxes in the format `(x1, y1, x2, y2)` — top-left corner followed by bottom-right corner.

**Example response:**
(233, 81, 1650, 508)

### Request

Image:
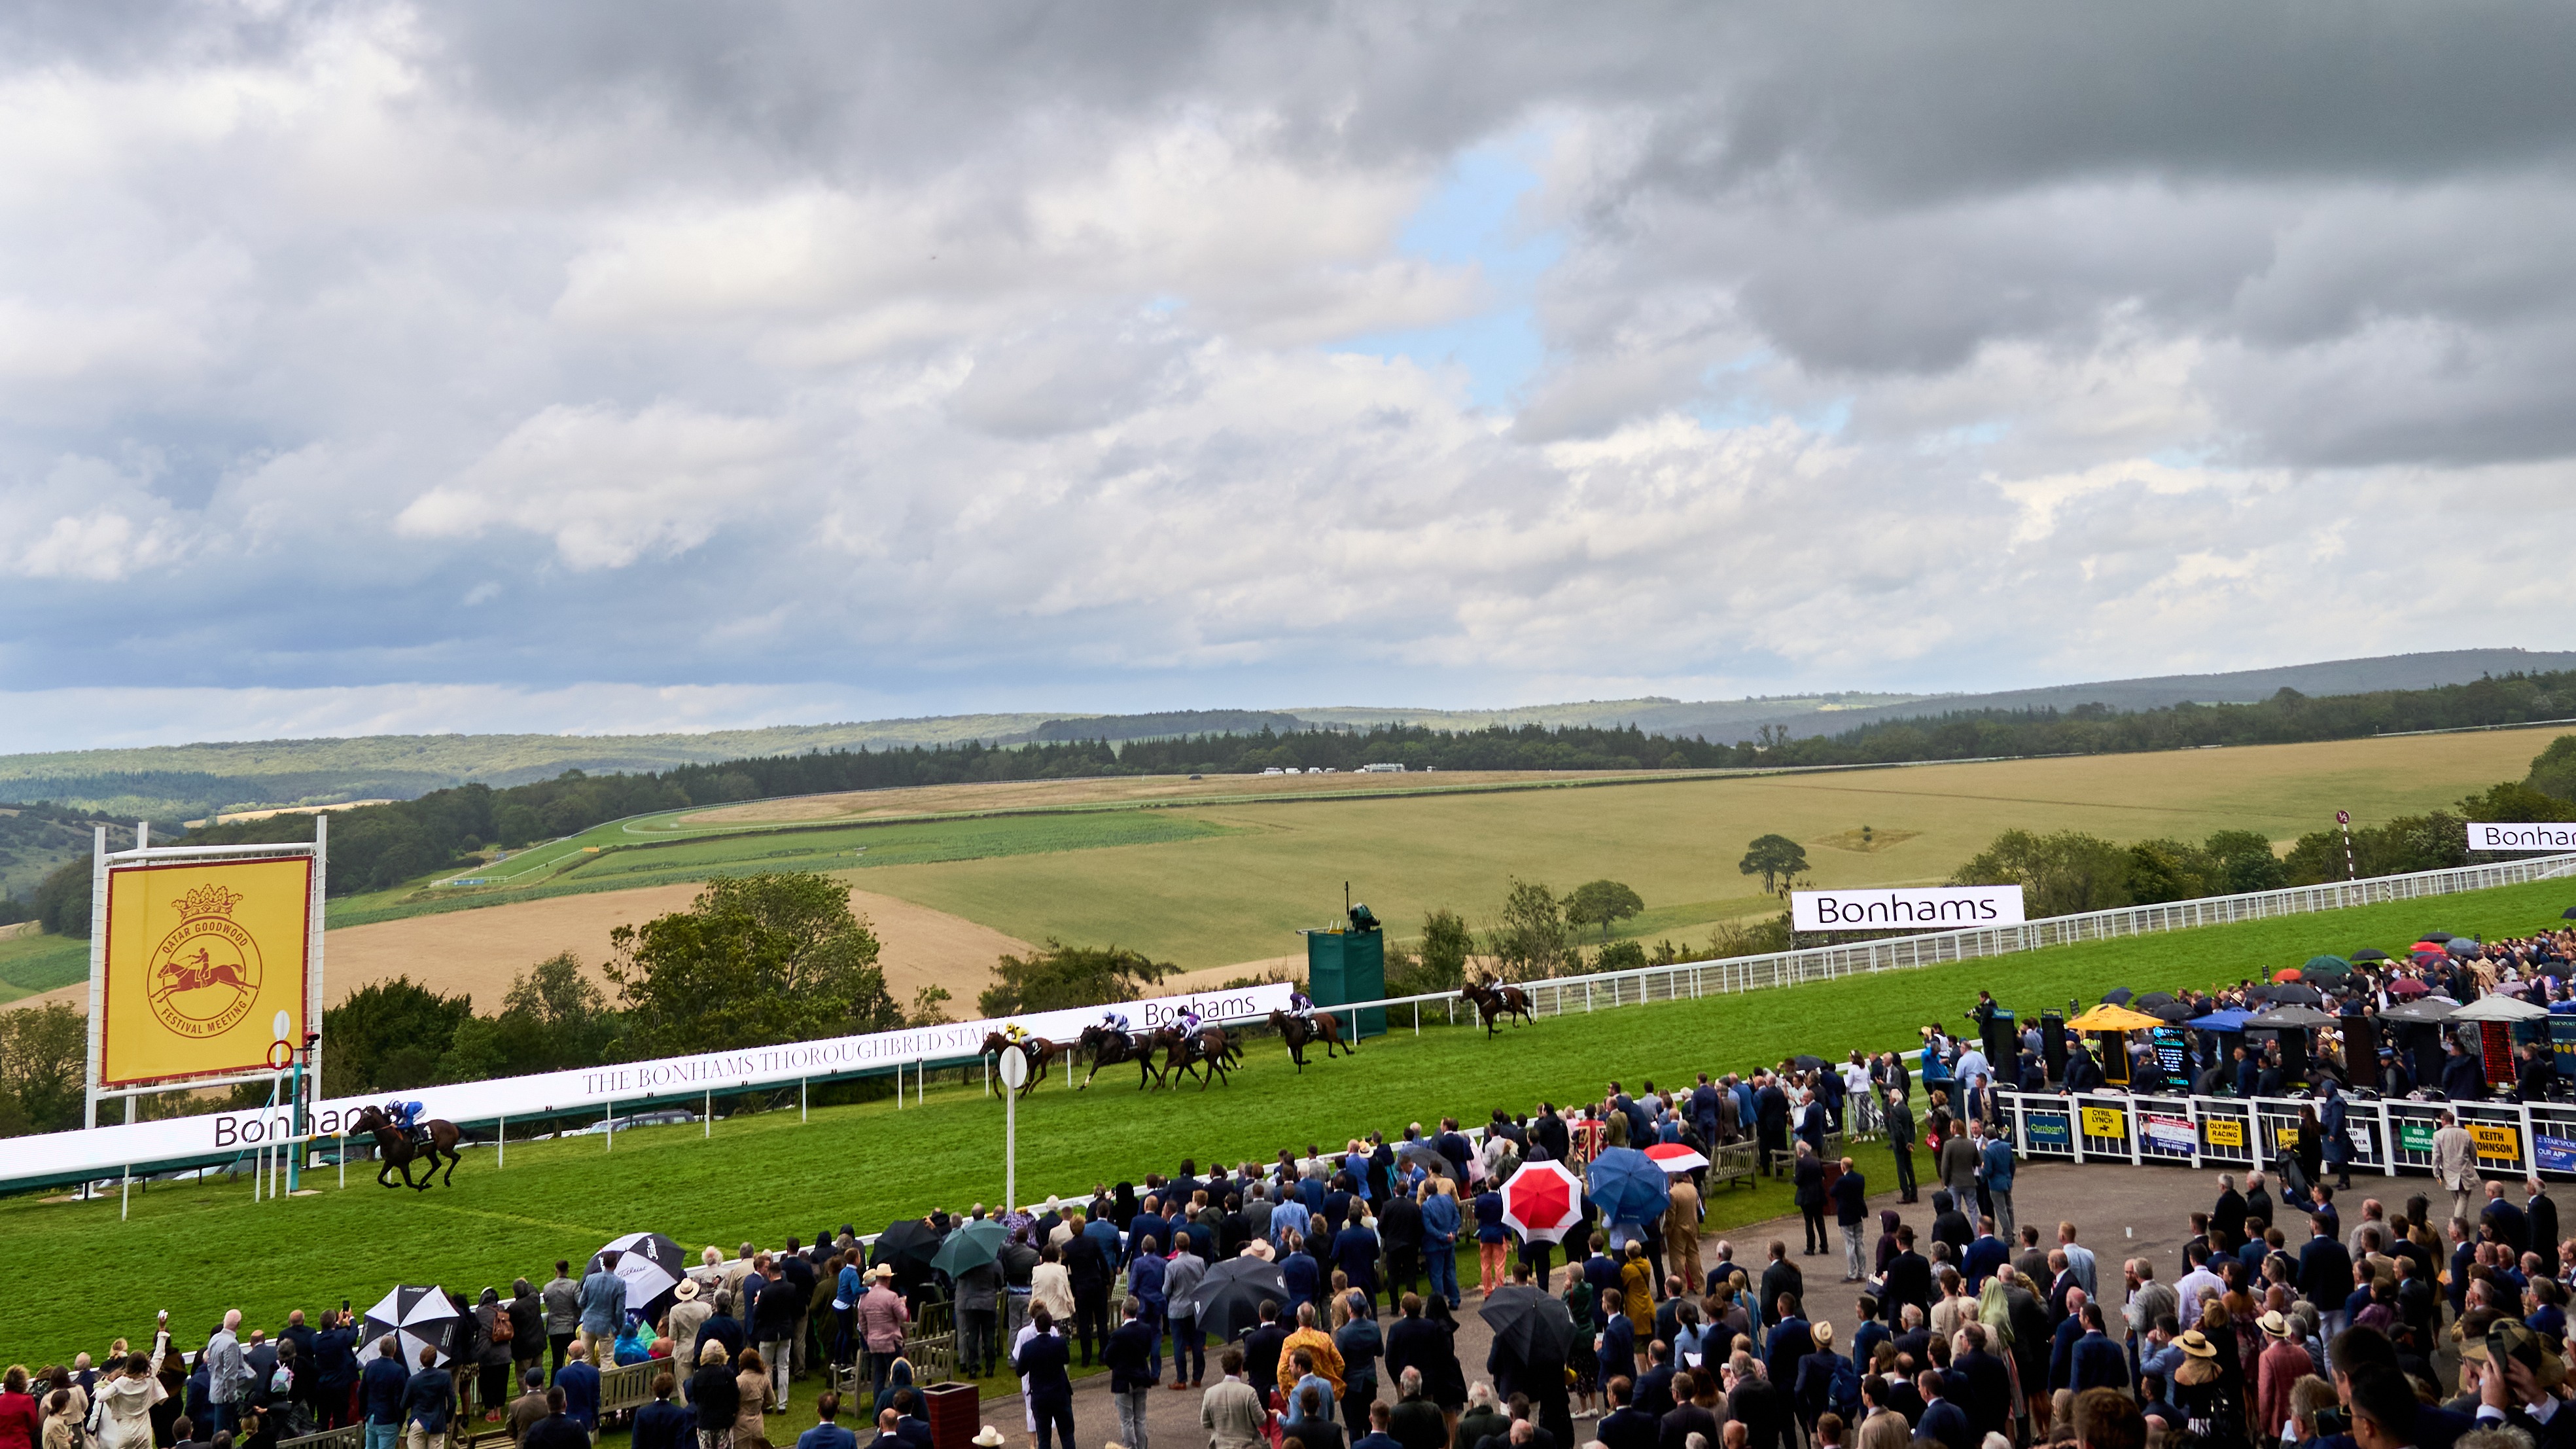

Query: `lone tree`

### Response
(1483, 879, 1572, 981)
(607, 872, 898, 1056)
(1564, 880, 1646, 942)
(1738, 834, 1810, 895)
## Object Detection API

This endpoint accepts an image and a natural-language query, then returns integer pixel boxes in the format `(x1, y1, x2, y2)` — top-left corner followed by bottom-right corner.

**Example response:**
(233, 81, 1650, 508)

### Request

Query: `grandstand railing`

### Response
(1995, 1086, 2576, 1181)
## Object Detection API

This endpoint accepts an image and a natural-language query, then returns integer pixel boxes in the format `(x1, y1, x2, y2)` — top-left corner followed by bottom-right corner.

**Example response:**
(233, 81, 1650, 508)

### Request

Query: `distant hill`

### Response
(1, 648, 2567, 823)
(1637, 648, 2576, 742)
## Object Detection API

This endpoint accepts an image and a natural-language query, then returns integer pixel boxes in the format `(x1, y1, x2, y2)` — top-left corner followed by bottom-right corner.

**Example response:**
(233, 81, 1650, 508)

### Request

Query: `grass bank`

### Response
(7, 874, 2571, 1363)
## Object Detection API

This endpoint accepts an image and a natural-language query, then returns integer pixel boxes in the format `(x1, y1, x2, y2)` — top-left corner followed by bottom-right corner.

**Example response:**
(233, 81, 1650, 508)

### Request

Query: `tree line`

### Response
(1947, 736, 2576, 918)
(20, 671, 2576, 921)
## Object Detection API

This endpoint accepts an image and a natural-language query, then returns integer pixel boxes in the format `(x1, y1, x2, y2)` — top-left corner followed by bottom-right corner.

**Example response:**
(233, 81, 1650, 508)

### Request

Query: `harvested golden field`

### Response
(678, 767, 1684, 825)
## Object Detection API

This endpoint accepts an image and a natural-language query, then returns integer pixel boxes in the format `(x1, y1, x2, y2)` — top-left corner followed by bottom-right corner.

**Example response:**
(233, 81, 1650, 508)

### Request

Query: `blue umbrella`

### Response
(1585, 1147, 1670, 1226)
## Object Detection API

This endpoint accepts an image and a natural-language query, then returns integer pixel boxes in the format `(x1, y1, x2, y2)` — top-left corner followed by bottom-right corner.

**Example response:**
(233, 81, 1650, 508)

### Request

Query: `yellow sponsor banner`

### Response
(101, 857, 312, 1087)
(2080, 1106, 2126, 1139)
(2203, 1118, 2246, 1148)
(2470, 1122, 2521, 1160)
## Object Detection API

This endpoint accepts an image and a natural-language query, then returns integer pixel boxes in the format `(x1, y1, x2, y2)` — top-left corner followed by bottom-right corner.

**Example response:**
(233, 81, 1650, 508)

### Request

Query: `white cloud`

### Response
(0, 2, 2573, 751)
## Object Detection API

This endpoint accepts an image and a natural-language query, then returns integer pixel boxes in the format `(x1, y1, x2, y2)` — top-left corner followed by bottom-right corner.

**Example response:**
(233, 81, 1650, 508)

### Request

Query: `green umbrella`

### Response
(2300, 956, 2353, 980)
(928, 1218, 1009, 1277)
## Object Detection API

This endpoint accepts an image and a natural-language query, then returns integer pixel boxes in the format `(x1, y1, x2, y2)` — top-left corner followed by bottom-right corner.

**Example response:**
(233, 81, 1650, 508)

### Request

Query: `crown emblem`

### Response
(175, 883, 243, 918)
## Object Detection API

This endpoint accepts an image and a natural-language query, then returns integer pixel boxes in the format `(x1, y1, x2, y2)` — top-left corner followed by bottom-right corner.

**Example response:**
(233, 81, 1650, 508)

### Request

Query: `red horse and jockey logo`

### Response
(145, 883, 265, 1039)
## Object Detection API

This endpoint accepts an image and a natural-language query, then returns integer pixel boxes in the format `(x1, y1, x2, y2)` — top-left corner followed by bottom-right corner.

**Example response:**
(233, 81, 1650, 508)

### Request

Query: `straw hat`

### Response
(2177, 1330, 2216, 1359)
(674, 1279, 700, 1302)
(870, 1264, 896, 1281)
(2259, 1310, 2293, 1340)
(1812, 1322, 1835, 1348)
(972, 1429, 1008, 1447)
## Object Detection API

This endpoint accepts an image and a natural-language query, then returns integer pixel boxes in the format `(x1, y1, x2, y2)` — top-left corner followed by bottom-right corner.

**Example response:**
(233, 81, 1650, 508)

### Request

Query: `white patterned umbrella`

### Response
(591, 1232, 688, 1323)
(362, 1285, 462, 1368)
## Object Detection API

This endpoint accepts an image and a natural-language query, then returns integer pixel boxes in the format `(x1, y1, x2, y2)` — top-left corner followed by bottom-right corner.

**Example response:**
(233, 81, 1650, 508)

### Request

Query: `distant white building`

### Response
(1360, 762, 1405, 773)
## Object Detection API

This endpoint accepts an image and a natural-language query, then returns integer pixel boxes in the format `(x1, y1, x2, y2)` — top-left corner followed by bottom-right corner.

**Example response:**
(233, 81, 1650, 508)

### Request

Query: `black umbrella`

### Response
(1180, 1257, 1288, 1341)
(870, 1219, 943, 1271)
(2146, 1002, 2193, 1022)
(2100, 988, 2134, 1006)
(2562, 908, 2576, 920)
(1791, 1054, 1829, 1073)
(2246, 1005, 2340, 1029)
(2247, 984, 2323, 1006)
(1479, 1284, 1578, 1363)
(2135, 992, 2177, 1009)
(2350, 949, 2391, 963)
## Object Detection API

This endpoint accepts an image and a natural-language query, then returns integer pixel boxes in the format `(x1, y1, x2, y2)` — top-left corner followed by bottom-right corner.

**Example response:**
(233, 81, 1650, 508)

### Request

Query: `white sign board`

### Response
(3, 980, 1296, 1185)
(2466, 821, 2576, 853)
(1790, 884, 2026, 933)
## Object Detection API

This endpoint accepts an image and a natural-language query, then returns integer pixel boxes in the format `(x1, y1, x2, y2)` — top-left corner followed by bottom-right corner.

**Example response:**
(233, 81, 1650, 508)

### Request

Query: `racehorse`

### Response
(346, 1105, 464, 1190)
(1267, 1009, 1350, 1071)
(979, 1033, 1070, 1098)
(1077, 1025, 1157, 1090)
(1462, 980, 1534, 1037)
(1150, 1026, 1239, 1090)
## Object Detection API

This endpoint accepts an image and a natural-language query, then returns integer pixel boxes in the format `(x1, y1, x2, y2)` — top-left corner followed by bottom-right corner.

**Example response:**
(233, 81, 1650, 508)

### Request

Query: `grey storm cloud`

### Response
(0, 0, 2571, 745)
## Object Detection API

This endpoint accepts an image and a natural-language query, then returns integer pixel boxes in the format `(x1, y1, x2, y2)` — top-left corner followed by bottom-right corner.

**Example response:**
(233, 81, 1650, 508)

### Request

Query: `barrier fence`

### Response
(1996, 1086, 2576, 1180)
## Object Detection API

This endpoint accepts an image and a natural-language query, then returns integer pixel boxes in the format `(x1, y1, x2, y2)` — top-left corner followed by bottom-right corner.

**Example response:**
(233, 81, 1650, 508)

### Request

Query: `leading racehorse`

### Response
(980, 1032, 1070, 1098)
(1462, 979, 1534, 1037)
(346, 1105, 464, 1190)
(1267, 1009, 1350, 1071)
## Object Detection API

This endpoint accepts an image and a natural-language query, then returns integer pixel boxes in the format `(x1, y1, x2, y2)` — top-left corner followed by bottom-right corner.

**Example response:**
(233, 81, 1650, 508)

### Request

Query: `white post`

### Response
(1006, 1076, 1017, 1211)
(802, 1079, 809, 1123)
(122, 1096, 135, 1221)
(499, 1117, 506, 1170)
(705, 1089, 712, 1138)
(338, 1133, 345, 1190)
(607, 1102, 615, 1153)
(83, 827, 107, 1132)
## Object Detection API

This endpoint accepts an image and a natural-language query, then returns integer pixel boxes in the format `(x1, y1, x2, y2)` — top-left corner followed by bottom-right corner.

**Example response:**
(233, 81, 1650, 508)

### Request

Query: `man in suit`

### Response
(1762, 1296, 1812, 1392)
(1793, 1145, 1829, 1256)
(2210, 1175, 2249, 1252)
(1756, 1075, 1792, 1177)
(2482, 1179, 2532, 1259)
(1759, 1243, 1804, 1330)
(1913, 1370, 1971, 1449)
(2431, 1112, 2481, 1226)
(1691, 1075, 1725, 1149)
(2530, 1175, 2562, 1277)
(1880, 1226, 1932, 1323)
(2321, 1081, 2355, 1190)
(2297, 1217, 2355, 1338)
(2441, 1039, 2486, 1103)
(1937, 1128, 1980, 1209)
(1885, 1090, 1918, 1204)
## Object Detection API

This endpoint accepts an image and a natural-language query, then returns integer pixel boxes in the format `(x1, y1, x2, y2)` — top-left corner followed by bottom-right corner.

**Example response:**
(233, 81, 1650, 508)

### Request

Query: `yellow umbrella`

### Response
(2066, 1003, 2164, 1032)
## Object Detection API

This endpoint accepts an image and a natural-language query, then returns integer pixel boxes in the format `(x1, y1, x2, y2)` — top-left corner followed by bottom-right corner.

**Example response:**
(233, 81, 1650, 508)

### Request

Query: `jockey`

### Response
(387, 1099, 427, 1143)
(1100, 1008, 1133, 1036)
(1176, 1005, 1204, 1036)
(1287, 988, 1314, 1020)
(1001, 1022, 1029, 1044)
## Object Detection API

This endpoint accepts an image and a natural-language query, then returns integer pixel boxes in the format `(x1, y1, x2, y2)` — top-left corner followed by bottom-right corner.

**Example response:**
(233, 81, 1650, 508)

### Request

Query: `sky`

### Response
(3, 1, 2573, 752)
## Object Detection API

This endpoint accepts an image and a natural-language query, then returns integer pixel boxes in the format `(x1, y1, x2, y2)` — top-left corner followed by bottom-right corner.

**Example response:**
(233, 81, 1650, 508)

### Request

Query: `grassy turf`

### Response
(0, 931, 86, 1001)
(8, 872, 2571, 1366)
(848, 730, 2563, 967)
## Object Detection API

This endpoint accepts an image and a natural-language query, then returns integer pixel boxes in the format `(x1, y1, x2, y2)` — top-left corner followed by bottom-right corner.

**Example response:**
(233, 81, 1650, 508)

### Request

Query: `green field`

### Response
(0, 931, 86, 1003)
(845, 730, 2563, 966)
(10, 872, 2571, 1368)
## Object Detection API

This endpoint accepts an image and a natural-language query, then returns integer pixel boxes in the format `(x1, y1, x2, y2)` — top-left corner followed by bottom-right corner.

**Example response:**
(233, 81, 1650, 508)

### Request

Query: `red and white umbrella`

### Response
(1642, 1142, 1709, 1174)
(1500, 1159, 1584, 1243)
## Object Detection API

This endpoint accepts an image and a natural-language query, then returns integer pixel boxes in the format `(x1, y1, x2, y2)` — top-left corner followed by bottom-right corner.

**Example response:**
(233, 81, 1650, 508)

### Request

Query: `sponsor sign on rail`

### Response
(7, 981, 1296, 1183)
(2467, 821, 2576, 852)
(1790, 884, 2025, 933)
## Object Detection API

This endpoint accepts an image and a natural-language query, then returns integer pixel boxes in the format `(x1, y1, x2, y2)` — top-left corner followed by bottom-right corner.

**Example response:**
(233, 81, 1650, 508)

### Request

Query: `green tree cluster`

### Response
(1564, 880, 1646, 941)
(0, 1003, 85, 1136)
(1738, 835, 1810, 895)
(607, 872, 899, 1057)
(978, 940, 1173, 1017)
(1484, 878, 1574, 981)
